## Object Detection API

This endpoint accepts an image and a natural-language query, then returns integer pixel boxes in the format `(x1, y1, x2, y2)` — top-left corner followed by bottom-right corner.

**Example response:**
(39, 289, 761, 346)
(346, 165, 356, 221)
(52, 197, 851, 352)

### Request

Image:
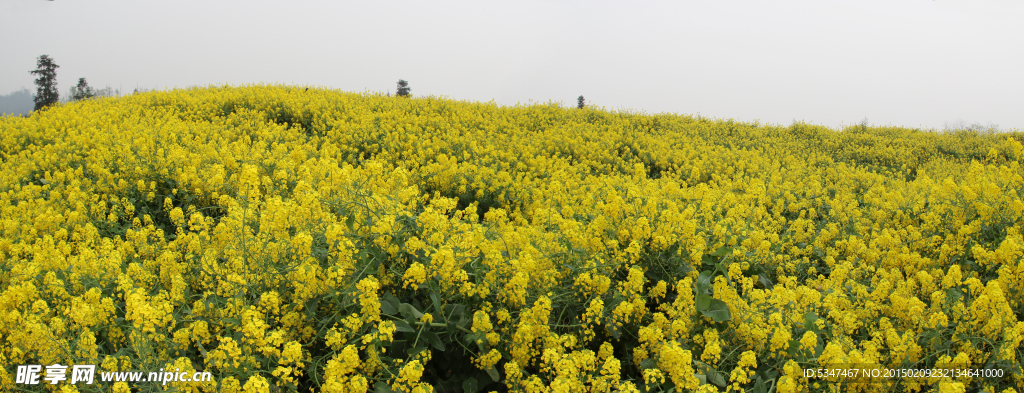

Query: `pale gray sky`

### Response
(2, 0, 1022, 131)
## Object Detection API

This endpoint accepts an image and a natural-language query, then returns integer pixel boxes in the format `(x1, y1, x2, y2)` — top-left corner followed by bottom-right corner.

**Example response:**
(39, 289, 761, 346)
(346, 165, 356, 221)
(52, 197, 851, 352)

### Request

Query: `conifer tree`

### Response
(30, 55, 60, 111)
(71, 78, 96, 101)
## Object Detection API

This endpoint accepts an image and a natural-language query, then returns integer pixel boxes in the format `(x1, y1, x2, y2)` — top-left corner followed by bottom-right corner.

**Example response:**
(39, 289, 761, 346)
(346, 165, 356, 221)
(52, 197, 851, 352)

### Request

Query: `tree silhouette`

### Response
(70, 78, 96, 101)
(396, 79, 411, 97)
(30, 55, 60, 111)
(577, 95, 585, 109)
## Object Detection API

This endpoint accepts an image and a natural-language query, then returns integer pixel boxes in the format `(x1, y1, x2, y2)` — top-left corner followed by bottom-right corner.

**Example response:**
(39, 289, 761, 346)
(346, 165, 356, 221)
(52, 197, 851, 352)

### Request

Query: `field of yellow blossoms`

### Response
(1, 85, 1023, 393)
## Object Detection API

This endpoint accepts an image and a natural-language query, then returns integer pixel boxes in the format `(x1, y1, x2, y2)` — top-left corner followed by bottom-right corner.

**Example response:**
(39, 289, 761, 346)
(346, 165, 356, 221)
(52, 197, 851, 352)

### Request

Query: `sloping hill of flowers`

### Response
(1, 85, 1022, 393)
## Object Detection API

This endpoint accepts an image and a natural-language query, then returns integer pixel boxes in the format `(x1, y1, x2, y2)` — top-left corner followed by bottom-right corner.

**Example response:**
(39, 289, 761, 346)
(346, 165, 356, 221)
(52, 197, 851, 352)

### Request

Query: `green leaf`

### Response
(787, 339, 800, 358)
(380, 299, 397, 315)
(423, 330, 445, 351)
(345, 215, 356, 231)
(456, 313, 471, 330)
(696, 293, 712, 311)
(605, 323, 622, 339)
(485, 366, 500, 382)
(700, 299, 731, 322)
(676, 259, 694, 275)
(393, 320, 415, 333)
(639, 358, 657, 370)
(383, 293, 401, 314)
(708, 369, 727, 387)
(389, 339, 407, 355)
(462, 377, 480, 393)
(430, 291, 444, 317)
(399, 303, 424, 321)
(758, 273, 774, 290)
(374, 381, 394, 393)
(444, 304, 465, 318)
(756, 364, 780, 382)
(696, 270, 713, 294)
(804, 311, 819, 332)
(710, 246, 731, 257)
(407, 346, 428, 356)
(752, 376, 767, 393)
(945, 287, 963, 304)
(1011, 363, 1023, 378)
(714, 262, 732, 285)
(695, 373, 706, 385)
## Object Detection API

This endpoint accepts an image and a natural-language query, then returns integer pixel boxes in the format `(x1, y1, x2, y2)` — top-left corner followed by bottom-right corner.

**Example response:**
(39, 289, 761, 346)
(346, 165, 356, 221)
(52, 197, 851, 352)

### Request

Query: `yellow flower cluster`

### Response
(1, 85, 1023, 392)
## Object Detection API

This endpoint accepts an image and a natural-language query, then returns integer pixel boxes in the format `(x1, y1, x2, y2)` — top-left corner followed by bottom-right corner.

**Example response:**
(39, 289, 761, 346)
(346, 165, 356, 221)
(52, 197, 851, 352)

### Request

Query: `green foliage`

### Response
(30, 55, 60, 111)
(396, 79, 411, 97)
(70, 78, 97, 101)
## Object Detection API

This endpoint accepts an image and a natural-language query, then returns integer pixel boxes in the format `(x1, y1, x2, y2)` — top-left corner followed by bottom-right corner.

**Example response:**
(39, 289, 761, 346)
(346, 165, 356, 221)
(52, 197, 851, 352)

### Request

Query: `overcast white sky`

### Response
(2, 0, 1022, 131)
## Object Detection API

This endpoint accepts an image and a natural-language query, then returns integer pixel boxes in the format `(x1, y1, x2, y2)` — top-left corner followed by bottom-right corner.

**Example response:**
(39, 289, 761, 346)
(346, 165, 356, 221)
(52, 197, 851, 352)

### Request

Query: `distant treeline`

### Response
(0, 88, 33, 117)
(1, 85, 150, 117)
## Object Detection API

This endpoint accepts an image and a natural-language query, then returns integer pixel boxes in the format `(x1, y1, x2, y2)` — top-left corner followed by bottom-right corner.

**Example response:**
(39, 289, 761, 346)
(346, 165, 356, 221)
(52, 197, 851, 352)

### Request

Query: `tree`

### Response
(70, 78, 96, 101)
(0, 88, 34, 117)
(91, 86, 121, 98)
(30, 55, 60, 111)
(943, 118, 999, 134)
(396, 79, 411, 97)
(577, 95, 585, 109)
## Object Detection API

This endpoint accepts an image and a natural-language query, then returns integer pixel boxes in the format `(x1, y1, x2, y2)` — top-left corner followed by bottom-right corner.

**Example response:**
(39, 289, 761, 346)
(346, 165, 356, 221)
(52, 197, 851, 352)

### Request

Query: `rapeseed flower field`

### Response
(1, 85, 1022, 393)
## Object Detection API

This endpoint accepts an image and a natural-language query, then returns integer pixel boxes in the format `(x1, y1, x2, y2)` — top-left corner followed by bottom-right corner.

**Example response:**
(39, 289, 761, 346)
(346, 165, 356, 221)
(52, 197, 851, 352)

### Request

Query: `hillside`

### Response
(1, 85, 1022, 392)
